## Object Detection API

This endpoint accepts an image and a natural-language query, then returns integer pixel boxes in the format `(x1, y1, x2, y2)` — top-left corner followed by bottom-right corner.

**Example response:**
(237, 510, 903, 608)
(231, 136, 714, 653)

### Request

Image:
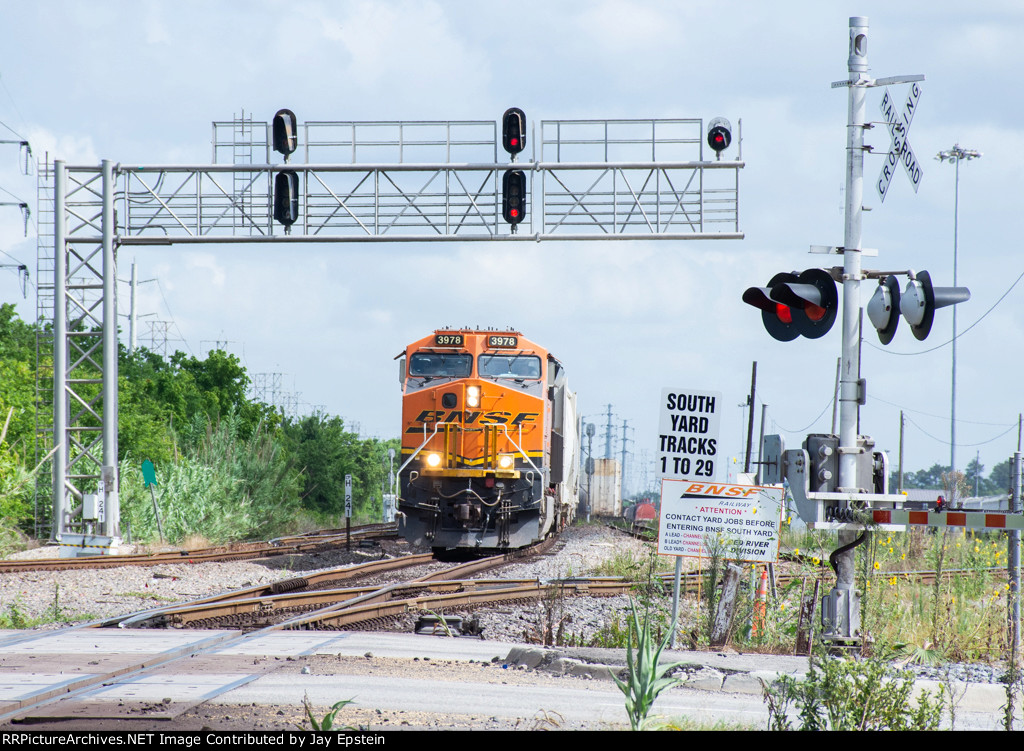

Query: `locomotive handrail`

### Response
(397, 422, 442, 475)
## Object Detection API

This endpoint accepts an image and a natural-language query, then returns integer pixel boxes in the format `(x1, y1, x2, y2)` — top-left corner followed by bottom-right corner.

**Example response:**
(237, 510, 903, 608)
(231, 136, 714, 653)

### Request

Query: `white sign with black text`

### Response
(877, 82, 923, 201)
(657, 481, 784, 564)
(657, 388, 722, 482)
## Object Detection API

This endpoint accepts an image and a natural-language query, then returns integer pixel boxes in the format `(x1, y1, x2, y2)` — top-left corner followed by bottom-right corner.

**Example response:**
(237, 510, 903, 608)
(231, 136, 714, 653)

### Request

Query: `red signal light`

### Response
(805, 303, 826, 322)
(776, 303, 792, 324)
(502, 108, 526, 156)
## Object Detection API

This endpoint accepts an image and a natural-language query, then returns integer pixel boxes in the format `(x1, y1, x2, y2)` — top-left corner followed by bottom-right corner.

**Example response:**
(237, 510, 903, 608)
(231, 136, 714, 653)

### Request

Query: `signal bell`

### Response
(502, 107, 526, 156)
(743, 268, 838, 341)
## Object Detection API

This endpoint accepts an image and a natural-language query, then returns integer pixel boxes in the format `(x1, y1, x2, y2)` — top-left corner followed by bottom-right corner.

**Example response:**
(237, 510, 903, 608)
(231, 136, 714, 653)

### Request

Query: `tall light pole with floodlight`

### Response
(935, 144, 981, 479)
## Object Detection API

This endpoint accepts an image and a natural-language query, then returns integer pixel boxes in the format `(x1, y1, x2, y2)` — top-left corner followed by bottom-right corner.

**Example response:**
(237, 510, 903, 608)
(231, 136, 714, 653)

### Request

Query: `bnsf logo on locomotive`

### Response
(407, 410, 539, 430)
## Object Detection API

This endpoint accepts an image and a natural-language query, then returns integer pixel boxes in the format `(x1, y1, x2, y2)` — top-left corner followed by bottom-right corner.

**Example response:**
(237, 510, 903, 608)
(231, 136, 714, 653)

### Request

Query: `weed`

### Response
(301, 693, 357, 731)
(525, 709, 564, 730)
(0, 599, 30, 629)
(613, 598, 684, 731)
(761, 654, 946, 731)
(644, 716, 760, 731)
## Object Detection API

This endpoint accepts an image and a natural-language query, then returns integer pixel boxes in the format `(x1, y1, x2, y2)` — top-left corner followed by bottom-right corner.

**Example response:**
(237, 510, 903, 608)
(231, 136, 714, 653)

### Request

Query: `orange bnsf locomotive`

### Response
(396, 329, 579, 551)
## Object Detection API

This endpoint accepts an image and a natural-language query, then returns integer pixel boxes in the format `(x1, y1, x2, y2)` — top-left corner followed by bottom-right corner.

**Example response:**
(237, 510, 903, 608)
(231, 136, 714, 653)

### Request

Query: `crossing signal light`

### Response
(707, 117, 732, 158)
(743, 272, 801, 342)
(743, 268, 838, 341)
(274, 171, 300, 228)
(502, 169, 526, 226)
(502, 107, 526, 156)
(866, 275, 902, 344)
(867, 271, 971, 343)
(272, 109, 298, 159)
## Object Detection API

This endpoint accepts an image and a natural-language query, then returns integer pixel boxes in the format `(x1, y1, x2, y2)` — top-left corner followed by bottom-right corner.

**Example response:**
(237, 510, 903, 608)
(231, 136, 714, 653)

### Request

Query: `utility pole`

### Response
(743, 362, 757, 474)
(603, 404, 614, 460)
(619, 420, 633, 499)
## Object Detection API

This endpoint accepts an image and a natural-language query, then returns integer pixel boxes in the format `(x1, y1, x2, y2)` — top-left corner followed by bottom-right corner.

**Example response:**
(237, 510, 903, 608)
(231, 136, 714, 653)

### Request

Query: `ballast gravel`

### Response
(0, 524, 655, 643)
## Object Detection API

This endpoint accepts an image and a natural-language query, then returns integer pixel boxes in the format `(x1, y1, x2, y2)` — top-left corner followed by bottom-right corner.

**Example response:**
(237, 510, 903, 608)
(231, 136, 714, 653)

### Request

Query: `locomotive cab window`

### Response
(408, 352, 472, 378)
(478, 354, 541, 379)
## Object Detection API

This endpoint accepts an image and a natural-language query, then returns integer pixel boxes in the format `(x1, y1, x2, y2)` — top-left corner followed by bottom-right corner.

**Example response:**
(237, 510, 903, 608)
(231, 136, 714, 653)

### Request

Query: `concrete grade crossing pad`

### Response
(0, 629, 1017, 730)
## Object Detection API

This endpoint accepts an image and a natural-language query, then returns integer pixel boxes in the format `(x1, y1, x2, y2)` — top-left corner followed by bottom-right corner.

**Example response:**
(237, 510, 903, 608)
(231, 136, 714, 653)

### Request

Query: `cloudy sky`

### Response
(1, 1, 1021, 493)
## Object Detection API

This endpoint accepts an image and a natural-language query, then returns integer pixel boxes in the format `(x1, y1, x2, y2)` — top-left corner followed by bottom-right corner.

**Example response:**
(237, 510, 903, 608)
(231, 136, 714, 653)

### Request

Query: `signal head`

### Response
(272, 109, 298, 158)
(707, 117, 732, 157)
(502, 169, 527, 226)
(502, 107, 526, 156)
(867, 275, 901, 344)
(743, 272, 801, 342)
(901, 270, 971, 342)
(273, 171, 300, 227)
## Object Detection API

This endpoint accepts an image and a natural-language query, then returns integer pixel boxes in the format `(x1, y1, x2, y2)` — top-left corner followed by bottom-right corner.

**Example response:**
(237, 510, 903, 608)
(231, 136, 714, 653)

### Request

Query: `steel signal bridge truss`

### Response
(41, 116, 744, 548)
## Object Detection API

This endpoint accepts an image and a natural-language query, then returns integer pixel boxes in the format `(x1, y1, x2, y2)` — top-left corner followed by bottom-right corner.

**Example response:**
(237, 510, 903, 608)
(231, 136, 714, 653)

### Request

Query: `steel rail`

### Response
(0, 523, 398, 573)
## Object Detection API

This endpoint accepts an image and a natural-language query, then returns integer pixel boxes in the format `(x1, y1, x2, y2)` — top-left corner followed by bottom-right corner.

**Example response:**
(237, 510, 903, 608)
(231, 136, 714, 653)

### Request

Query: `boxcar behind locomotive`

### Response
(396, 329, 579, 550)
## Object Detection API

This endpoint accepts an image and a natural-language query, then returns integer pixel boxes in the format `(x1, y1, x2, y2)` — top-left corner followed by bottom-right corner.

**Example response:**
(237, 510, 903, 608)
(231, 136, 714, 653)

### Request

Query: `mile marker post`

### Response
(345, 474, 353, 552)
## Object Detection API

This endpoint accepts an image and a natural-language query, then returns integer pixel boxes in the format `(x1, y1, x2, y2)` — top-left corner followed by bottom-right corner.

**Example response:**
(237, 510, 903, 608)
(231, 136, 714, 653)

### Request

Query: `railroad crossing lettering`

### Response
(657, 388, 722, 482)
(877, 83, 923, 201)
(657, 480, 784, 563)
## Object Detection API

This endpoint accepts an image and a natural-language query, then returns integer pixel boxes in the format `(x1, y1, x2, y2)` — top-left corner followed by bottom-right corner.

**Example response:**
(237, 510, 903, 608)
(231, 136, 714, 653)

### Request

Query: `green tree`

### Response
(282, 414, 398, 521)
(0, 304, 39, 456)
(989, 458, 1014, 495)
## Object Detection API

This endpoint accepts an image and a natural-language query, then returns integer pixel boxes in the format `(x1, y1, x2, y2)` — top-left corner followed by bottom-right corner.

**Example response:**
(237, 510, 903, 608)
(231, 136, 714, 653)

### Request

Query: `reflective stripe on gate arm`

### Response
(872, 509, 1023, 531)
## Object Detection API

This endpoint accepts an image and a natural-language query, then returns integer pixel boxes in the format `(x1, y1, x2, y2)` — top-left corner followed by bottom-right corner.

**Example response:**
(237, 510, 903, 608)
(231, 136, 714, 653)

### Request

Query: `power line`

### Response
(903, 414, 1018, 449)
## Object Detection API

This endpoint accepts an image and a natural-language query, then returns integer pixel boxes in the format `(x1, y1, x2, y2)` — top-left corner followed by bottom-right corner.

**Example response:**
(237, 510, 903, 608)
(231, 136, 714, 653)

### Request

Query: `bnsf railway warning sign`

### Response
(657, 388, 721, 482)
(657, 481, 784, 564)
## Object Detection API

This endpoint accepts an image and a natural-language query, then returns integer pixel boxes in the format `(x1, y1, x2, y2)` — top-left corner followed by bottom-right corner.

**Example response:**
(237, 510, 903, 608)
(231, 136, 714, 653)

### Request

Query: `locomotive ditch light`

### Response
(706, 117, 732, 159)
(901, 270, 971, 342)
(867, 275, 901, 344)
(425, 453, 442, 468)
(466, 385, 481, 408)
(498, 454, 515, 470)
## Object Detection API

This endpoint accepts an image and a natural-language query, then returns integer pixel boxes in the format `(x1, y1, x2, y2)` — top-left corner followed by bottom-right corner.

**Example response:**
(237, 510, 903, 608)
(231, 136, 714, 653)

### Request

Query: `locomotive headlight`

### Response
(466, 386, 481, 408)
(425, 452, 442, 468)
(498, 453, 515, 470)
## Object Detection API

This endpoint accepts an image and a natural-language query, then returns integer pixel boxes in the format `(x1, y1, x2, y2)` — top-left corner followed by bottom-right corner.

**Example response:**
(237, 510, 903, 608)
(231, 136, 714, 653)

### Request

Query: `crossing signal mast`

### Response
(748, 18, 972, 644)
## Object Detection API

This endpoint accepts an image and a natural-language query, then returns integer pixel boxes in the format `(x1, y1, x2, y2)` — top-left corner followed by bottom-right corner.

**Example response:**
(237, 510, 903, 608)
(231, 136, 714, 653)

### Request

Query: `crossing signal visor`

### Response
(743, 268, 838, 341)
(867, 271, 970, 343)
(502, 107, 526, 156)
(502, 169, 526, 227)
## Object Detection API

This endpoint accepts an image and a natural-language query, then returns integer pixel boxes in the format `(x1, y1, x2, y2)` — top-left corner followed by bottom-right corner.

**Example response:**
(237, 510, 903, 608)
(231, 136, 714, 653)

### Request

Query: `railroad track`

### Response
(0, 522, 398, 573)
(0, 536, 628, 725)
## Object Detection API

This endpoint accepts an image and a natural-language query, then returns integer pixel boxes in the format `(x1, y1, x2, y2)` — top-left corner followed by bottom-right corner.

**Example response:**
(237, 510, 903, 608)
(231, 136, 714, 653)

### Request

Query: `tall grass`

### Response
(120, 412, 301, 545)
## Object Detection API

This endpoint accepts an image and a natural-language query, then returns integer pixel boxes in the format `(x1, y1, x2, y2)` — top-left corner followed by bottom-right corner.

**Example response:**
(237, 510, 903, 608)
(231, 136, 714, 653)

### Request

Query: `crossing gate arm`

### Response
(808, 508, 1022, 532)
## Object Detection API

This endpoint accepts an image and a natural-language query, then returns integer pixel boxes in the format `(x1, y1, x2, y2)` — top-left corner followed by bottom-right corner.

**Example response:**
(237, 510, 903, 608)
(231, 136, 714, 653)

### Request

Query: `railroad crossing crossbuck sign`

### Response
(877, 83, 922, 201)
